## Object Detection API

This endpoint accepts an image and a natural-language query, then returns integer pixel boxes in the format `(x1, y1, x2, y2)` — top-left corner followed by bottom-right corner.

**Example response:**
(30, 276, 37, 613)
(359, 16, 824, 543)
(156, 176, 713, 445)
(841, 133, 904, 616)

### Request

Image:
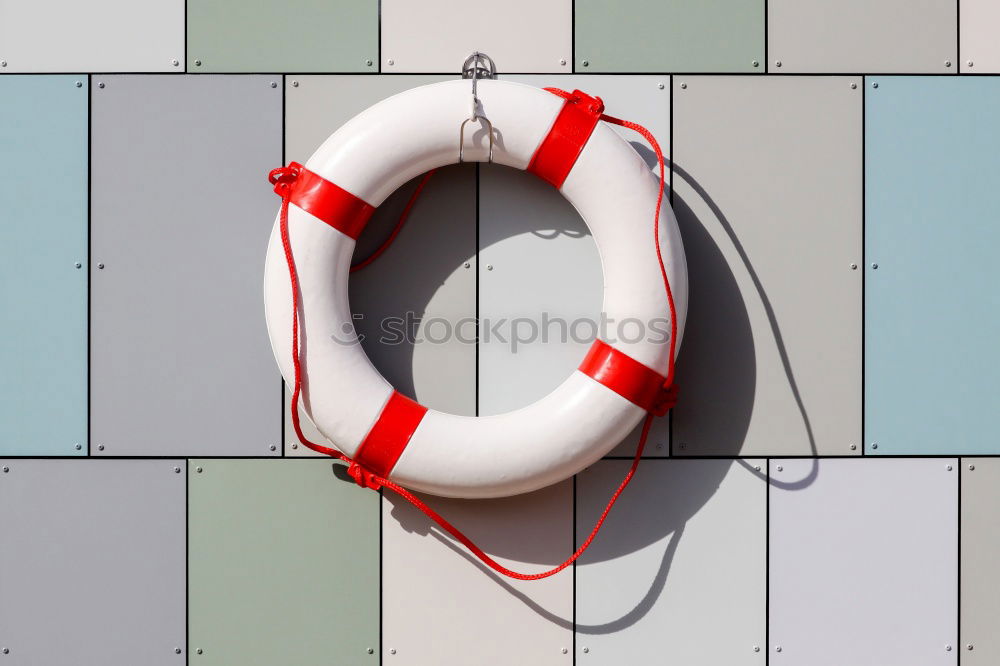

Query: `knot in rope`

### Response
(347, 461, 383, 490)
(268, 164, 301, 197)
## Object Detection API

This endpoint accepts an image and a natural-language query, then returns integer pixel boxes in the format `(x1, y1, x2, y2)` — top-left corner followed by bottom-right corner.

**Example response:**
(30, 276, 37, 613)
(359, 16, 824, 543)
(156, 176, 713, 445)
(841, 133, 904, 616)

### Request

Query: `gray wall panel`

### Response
(284, 76, 476, 455)
(382, 482, 573, 664)
(769, 0, 956, 73)
(90, 75, 282, 456)
(576, 459, 766, 663)
(671, 76, 862, 457)
(961, 458, 1000, 663)
(481, 75, 671, 455)
(769, 458, 958, 665)
(0, 460, 185, 664)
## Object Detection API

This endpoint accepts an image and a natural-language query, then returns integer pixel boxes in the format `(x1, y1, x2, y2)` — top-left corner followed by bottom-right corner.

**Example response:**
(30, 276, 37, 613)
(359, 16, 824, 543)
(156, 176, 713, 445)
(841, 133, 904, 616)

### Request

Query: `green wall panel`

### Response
(574, 0, 764, 72)
(187, 0, 377, 72)
(189, 459, 379, 664)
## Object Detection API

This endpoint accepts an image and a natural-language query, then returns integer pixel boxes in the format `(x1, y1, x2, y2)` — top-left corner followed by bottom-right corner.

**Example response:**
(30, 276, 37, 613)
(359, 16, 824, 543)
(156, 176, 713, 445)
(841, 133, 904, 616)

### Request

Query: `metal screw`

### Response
(291, 443, 298, 449)
(968, 61, 974, 67)
(559, 59, 567, 66)
(871, 263, 878, 269)
(173, 466, 181, 473)
(270, 81, 277, 88)
(76, 81, 83, 88)
(365, 59, 373, 66)
(387, 59, 395, 66)
(752, 60, 759, 67)
(463, 262, 470, 268)
(850, 444, 857, 450)
(1, 647, 8, 654)
(775, 60, 782, 67)
(657, 82, 665, 89)
(753, 646, 760, 652)
(486, 264, 493, 271)
(680, 82, 687, 89)
(582, 647, 590, 653)
(776, 646, 783, 652)
(850, 82, 857, 89)
(75, 444, 82, 450)
(582, 60, 590, 67)
(850, 263, 858, 270)
(969, 464, 975, 471)
(98, 445, 105, 451)
(945, 60, 952, 68)
(269, 444, 277, 451)
(291, 80, 299, 87)
(196, 466, 203, 473)
(98, 263, 105, 269)
(754, 465, 761, 471)
(171, 59, 179, 66)
(776, 465, 783, 472)
(2, 466, 8, 473)
(872, 82, 879, 89)
(197, 648, 203, 654)
(0, 61, 6, 67)
(175, 648, 182, 654)
(871, 443, 878, 450)
(389, 648, 396, 655)
(195, 60, 202, 66)
(946, 464, 953, 471)
(946, 645, 952, 651)
(75, 262, 82, 268)
(561, 647, 568, 654)
(968, 644, 974, 650)
(98, 82, 105, 89)
(367, 647, 374, 654)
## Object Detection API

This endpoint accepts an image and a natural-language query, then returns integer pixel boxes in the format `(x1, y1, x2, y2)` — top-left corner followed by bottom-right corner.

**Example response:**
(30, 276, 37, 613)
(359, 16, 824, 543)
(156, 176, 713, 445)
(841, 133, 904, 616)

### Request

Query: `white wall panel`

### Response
(576, 459, 766, 663)
(961, 0, 1000, 72)
(382, 481, 573, 664)
(381, 0, 571, 73)
(769, 458, 958, 665)
(481, 75, 671, 455)
(0, 0, 183, 72)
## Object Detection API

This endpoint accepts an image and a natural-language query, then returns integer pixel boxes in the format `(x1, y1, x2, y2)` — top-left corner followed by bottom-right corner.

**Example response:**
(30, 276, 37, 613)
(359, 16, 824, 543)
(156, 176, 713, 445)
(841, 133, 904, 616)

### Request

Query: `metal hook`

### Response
(459, 52, 497, 163)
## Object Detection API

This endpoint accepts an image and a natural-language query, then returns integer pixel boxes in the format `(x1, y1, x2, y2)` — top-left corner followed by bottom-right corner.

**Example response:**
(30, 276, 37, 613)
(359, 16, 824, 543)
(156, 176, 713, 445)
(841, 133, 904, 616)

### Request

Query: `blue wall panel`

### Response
(0, 76, 87, 455)
(866, 77, 1000, 455)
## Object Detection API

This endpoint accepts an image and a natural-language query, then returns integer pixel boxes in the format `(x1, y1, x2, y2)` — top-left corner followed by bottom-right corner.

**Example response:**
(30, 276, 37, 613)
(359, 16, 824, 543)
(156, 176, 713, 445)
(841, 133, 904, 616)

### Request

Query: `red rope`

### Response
(350, 170, 437, 273)
(269, 91, 678, 580)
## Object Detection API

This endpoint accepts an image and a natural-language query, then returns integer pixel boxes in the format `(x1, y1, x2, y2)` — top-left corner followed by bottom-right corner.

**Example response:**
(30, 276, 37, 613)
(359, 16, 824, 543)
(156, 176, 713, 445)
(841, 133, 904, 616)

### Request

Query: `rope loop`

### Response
(270, 86, 679, 580)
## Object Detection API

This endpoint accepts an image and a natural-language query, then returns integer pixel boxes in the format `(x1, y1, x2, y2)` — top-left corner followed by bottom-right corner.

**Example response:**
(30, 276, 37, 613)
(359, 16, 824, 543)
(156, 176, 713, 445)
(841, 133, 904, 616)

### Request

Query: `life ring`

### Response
(264, 79, 688, 499)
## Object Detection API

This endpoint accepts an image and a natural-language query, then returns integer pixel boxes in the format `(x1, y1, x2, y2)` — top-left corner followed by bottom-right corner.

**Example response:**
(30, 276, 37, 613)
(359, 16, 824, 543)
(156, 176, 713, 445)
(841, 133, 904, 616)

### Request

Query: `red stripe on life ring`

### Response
(579, 339, 677, 416)
(527, 90, 605, 189)
(353, 391, 429, 480)
(282, 162, 375, 240)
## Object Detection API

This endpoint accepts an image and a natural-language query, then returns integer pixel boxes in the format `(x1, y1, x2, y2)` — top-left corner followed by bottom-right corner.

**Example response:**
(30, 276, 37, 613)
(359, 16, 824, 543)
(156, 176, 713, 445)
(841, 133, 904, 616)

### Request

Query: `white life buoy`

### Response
(264, 79, 688, 499)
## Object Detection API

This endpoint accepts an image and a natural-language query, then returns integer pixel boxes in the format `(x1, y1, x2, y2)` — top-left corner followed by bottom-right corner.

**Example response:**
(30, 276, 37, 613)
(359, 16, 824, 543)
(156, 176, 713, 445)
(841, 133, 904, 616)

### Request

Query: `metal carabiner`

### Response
(459, 52, 497, 163)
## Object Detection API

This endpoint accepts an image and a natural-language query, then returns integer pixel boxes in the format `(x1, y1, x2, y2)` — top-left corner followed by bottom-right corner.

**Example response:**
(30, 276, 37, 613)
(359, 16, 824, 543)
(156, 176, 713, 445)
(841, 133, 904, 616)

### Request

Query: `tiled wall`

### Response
(2, 1, 1000, 664)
